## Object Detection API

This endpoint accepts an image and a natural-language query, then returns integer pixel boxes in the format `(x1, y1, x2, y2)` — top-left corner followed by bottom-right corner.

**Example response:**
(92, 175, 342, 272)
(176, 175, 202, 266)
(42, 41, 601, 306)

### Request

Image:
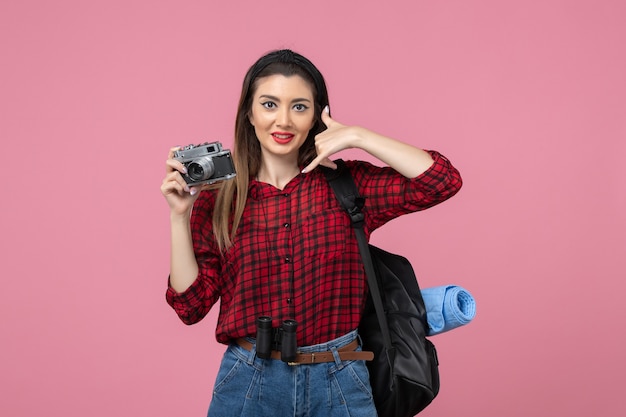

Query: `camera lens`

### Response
(187, 158, 214, 181)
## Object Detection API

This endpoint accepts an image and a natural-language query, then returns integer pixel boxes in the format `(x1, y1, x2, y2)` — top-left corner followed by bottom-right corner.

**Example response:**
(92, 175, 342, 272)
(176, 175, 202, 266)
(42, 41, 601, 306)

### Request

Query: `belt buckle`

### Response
(288, 352, 316, 366)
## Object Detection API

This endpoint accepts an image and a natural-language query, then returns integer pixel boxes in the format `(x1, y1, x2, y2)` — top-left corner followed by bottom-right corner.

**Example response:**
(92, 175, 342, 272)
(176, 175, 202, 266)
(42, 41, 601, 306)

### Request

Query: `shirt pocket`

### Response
(301, 208, 349, 262)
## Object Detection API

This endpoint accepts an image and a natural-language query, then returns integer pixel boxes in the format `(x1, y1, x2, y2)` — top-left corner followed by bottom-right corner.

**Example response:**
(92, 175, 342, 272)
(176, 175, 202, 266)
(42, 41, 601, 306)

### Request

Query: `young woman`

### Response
(161, 49, 462, 417)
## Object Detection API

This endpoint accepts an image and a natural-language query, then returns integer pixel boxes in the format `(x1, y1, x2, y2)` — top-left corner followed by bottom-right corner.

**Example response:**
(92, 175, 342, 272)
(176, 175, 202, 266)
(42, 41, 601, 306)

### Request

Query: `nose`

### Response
(276, 107, 292, 128)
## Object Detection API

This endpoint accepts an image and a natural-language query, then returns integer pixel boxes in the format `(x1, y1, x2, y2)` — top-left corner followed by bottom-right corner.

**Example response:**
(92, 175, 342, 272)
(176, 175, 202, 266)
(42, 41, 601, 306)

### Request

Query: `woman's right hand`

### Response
(160, 147, 202, 217)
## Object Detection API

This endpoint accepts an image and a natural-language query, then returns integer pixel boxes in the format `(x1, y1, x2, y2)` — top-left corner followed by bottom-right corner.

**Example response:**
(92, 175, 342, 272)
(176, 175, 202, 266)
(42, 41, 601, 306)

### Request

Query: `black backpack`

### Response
(323, 160, 440, 417)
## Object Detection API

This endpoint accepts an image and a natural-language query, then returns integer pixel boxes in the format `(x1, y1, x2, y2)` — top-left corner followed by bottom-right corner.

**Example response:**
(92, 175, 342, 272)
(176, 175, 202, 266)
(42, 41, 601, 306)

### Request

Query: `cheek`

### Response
(250, 110, 272, 129)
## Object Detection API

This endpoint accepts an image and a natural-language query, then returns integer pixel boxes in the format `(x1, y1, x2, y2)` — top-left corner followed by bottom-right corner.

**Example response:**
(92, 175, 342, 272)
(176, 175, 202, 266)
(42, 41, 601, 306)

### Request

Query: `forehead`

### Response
(252, 74, 315, 99)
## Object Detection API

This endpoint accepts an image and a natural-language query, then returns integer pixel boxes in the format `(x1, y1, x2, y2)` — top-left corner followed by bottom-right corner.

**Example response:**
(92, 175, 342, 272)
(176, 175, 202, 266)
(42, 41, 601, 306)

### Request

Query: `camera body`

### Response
(174, 142, 236, 186)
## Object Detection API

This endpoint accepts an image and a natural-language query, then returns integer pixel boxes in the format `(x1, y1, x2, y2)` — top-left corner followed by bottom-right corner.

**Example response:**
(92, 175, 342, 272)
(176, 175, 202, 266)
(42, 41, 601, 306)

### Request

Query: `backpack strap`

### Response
(322, 160, 366, 224)
(322, 161, 393, 352)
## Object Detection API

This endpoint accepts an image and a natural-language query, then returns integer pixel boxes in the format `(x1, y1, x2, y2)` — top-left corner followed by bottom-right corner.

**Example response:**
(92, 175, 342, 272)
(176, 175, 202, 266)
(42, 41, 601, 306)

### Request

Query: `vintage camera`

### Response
(174, 141, 236, 186)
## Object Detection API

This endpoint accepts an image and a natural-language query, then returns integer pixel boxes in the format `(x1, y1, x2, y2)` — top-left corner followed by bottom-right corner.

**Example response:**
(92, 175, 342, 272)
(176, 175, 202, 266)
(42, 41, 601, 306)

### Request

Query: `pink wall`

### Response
(2, 0, 624, 416)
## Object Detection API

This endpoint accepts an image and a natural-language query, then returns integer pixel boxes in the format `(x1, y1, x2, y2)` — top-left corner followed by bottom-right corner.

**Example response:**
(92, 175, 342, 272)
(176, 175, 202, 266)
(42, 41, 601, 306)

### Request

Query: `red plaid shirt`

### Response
(166, 151, 462, 346)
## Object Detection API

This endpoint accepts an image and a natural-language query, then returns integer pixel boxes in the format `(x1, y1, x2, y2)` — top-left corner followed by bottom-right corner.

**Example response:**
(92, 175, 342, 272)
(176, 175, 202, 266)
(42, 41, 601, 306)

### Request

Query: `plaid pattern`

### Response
(166, 151, 462, 346)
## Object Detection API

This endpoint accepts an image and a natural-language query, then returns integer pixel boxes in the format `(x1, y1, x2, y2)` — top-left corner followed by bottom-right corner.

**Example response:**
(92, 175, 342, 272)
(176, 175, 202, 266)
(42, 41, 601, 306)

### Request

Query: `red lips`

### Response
(271, 132, 295, 144)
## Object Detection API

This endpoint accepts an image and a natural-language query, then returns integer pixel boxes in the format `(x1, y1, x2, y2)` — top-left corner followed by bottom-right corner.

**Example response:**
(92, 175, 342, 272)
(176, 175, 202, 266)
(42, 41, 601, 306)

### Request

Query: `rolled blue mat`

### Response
(421, 285, 476, 336)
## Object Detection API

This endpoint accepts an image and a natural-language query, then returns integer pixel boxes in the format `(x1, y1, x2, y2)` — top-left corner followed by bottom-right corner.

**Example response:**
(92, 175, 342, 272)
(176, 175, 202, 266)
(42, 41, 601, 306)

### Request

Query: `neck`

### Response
(257, 155, 300, 190)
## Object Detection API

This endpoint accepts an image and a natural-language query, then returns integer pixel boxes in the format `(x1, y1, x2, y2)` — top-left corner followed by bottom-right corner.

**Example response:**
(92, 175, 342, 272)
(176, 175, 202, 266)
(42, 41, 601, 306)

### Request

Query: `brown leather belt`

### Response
(235, 338, 374, 365)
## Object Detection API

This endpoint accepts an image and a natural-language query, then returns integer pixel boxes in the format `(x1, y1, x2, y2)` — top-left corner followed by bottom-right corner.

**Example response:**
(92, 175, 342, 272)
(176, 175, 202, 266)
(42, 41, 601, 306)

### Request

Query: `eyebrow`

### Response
(258, 94, 312, 103)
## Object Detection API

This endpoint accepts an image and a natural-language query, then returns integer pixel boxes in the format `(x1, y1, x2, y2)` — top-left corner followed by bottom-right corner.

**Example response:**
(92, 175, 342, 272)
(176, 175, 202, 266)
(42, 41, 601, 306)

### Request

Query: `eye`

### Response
(262, 101, 276, 109)
(293, 103, 309, 112)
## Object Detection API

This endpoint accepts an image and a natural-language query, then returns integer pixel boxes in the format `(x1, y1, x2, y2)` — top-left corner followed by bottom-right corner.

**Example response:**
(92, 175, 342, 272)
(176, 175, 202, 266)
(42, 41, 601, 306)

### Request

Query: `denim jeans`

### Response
(207, 330, 377, 417)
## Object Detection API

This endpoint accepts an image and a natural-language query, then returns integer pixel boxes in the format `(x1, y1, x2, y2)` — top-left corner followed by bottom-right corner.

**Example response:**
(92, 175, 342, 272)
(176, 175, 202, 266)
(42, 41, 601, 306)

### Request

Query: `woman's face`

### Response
(248, 74, 315, 163)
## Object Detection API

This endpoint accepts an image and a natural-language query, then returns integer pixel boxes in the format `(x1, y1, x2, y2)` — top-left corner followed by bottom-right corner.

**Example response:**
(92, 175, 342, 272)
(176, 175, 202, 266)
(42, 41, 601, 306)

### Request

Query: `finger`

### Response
(161, 178, 187, 197)
(302, 155, 322, 174)
(320, 105, 332, 127)
(163, 170, 190, 192)
(166, 157, 187, 175)
(302, 156, 336, 173)
(167, 146, 182, 159)
(166, 146, 185, 172)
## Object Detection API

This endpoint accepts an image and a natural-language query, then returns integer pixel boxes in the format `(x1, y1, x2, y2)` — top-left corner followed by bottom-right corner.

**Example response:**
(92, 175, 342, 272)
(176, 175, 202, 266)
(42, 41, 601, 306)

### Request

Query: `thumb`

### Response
(301, 156, 337, 174)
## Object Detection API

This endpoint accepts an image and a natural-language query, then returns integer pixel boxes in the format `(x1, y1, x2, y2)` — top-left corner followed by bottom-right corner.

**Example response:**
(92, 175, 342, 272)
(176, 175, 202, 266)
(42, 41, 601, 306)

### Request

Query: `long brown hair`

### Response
(213, 50, 331, 251)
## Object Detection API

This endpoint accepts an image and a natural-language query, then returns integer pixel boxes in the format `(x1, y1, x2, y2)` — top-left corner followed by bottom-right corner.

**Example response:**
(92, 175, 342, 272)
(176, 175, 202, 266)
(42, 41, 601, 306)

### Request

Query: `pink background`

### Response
(2, 0, 625, 416)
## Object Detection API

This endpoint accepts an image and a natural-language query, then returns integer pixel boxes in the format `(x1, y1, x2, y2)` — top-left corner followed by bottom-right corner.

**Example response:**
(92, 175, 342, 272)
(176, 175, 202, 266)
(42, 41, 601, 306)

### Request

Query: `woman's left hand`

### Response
(302, 107, 361, 173)
(302, 107, 435, 178)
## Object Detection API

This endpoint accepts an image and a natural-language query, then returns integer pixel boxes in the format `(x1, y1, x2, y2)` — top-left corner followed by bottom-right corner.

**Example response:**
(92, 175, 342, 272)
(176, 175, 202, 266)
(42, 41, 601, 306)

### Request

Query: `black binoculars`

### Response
(255, 316, 298, 362)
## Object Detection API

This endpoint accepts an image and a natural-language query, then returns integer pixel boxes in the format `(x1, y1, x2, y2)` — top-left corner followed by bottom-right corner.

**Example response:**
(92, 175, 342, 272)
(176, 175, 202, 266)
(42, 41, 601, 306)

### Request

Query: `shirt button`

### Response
(283, 223, 290, 228)
(283, 193, 289, 197)
(285, 256, 292, 263)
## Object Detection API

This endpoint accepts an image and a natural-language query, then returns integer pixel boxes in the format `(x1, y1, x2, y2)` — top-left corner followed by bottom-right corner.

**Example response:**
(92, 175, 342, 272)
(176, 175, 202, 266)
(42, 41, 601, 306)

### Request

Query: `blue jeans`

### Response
(207, 330, 377, 417)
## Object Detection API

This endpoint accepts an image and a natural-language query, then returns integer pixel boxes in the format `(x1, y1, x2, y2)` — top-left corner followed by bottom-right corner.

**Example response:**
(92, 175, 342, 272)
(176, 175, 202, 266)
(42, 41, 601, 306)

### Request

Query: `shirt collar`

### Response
(249, 174, 303, 200)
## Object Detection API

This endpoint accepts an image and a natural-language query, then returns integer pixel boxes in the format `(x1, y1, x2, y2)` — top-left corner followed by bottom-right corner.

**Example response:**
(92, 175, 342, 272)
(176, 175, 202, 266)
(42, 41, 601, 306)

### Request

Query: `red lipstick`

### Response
(272, 131, 295, 144)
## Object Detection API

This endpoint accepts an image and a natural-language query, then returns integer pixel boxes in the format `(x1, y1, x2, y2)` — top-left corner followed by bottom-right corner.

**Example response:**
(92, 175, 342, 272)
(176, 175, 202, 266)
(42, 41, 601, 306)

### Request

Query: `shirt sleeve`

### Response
(165, 192, 222, 325)
(348, 150, 463, 231)
(411, 150, 463, 206)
